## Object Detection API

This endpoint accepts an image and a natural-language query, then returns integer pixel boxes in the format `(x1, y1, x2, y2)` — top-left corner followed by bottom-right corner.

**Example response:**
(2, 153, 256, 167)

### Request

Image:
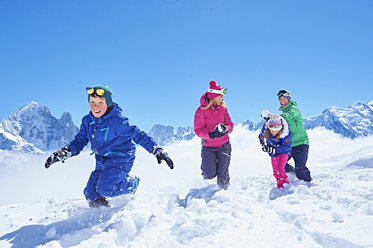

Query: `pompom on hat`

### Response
(206, 81, 227, 99)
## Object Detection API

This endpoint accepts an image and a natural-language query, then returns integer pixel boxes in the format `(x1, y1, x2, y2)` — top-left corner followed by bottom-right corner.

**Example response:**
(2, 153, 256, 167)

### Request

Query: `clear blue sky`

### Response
(1, 0, 372, 131)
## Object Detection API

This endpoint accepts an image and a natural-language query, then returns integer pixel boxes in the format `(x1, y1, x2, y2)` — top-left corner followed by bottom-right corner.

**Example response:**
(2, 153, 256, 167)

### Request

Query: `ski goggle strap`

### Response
(86, 87, 111, 96)
(207, 87, 227, 96)
(277, 90, 290, 98)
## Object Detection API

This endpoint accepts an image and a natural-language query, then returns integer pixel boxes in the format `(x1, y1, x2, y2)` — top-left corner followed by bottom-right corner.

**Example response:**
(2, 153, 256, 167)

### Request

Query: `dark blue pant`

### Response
(84, 155, 135, 201)
(201, 142, 231, 184)
(285, 144, 312, 181)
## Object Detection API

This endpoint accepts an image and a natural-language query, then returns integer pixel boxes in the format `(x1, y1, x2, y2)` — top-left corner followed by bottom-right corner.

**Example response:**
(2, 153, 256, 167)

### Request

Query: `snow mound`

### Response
(343, 155, 373, 170)
(1, 165, 373, 247)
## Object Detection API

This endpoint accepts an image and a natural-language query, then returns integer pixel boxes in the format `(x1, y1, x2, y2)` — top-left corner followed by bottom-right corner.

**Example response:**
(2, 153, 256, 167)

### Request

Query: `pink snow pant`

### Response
(271, 154, 289, 188)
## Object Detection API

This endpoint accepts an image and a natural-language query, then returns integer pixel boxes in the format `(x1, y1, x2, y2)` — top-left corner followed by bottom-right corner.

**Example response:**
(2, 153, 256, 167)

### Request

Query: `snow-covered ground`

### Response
(0, 126, 373, 248)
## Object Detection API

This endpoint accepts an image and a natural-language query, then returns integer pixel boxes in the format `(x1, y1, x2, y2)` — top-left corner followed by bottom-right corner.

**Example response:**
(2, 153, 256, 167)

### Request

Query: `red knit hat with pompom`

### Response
(206, 81, 224, 99)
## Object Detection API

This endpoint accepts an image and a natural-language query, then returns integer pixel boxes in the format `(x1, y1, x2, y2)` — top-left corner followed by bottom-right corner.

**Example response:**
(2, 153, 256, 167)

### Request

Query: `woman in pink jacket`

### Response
(194, 81, 234, 190)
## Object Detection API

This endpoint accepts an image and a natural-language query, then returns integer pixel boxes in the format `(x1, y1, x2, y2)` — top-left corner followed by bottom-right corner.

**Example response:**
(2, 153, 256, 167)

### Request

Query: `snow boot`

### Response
(277, 177, 289, 188)
(89, 196, 110, 208)
(217, 177, 230, 190)
(285, 163, 295, 174)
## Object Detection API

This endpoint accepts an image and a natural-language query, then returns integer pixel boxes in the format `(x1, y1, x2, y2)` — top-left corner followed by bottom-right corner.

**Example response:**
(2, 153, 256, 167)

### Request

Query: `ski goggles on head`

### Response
(86, 87, 111, 96)
(207, 87, 227, 96)
(277, 90, 290, 98)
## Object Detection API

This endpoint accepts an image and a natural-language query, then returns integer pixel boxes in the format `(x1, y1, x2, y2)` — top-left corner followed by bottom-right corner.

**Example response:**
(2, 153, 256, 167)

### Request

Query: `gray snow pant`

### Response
(201, 141, 232, 185)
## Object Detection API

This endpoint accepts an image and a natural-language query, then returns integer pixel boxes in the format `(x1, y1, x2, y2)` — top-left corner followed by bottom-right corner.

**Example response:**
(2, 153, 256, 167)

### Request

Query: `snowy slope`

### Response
(0, 126, 43, 153)
(0, 126, 373, 248)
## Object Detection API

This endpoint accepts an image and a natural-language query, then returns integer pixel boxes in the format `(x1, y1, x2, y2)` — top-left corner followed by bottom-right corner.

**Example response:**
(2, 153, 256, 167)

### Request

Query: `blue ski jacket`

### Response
(68, 103, 157, 164)
(260, 117, 292, 158)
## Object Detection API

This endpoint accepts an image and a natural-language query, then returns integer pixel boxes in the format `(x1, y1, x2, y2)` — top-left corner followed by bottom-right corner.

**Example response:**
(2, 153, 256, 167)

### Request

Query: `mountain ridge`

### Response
(0, 101, 78, 153)
(1, 100, 372, 151)
(154, 100, 373, 145)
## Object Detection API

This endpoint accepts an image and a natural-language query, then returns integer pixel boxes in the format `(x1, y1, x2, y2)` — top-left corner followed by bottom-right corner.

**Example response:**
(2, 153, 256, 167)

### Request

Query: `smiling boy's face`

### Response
(89, 95, 108, 118)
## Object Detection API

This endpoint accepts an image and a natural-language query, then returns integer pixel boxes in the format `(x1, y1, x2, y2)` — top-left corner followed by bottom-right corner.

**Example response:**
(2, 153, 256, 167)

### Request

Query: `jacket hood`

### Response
(278, 116, 290, 138)
(265, 115, 290, 138)
(200, 93, 210, 107)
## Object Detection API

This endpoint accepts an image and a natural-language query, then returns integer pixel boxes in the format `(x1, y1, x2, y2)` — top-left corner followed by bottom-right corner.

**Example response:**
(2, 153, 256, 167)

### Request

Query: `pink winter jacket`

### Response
(194, 93, 234, 147)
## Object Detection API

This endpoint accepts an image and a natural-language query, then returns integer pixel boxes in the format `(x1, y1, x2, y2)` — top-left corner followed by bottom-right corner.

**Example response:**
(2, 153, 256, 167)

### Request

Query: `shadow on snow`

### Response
(177, 184, 220, 208)
(0, 206, 122, 248)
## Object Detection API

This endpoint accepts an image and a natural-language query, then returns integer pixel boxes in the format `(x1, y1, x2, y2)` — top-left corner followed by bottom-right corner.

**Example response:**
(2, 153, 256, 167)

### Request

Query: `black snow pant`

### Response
(285, 144, 312, 181)
(201, 141, 232, 189)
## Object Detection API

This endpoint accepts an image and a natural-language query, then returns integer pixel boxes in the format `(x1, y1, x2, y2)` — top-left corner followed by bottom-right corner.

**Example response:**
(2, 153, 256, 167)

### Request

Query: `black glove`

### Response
(208, 123, 229, 139)
(45, 146, 71, 169)
(258, 133, 265, 147)
(262, 145, 276, 155)
(153, 147, 174, 169)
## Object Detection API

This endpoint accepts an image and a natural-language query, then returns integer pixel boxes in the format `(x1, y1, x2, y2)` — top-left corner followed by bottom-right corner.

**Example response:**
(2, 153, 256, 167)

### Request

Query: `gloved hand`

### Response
(262, 145, 276, 155)
(261, 110, 271, 121)
(258, 133, 265, 147)
(45, 146, 71, 169)
(153, 147, 174, 169)
(208, 123, 229, 139)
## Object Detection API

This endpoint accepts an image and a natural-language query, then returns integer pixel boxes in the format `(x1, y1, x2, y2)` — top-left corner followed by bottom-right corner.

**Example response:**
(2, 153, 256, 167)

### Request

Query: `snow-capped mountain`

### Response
(0, 101, 78, 152)
(0, 126, 43, 153)
(151, 100, 373, 145)
(149, 124, 194, 146)
(150, 100, 373, 146)
(242, 120, 265, 131)
(2, 100, 372, 152)
(303, 101, 373, 138)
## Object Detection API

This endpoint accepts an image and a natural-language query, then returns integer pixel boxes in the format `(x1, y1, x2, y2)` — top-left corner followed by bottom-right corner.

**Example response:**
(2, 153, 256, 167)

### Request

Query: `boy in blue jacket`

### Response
(259, 114, 292, 188)
(45, 84, 173, 208)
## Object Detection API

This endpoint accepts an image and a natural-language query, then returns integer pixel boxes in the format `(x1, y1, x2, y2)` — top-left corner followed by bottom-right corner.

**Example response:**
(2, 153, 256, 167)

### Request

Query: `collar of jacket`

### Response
(279, 100, 297, 111)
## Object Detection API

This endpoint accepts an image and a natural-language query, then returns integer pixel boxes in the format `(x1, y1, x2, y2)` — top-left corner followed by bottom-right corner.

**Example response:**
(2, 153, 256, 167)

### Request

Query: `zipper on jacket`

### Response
(92, 119, 99, 154)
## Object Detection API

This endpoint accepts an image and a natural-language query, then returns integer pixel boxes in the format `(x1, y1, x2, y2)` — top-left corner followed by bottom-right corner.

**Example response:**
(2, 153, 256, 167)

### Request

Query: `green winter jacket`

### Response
(279, 101, 309, 147)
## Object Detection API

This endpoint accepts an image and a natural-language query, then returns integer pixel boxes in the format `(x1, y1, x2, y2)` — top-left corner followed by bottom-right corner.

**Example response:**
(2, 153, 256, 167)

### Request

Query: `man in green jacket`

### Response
(278, 89, 312, 182)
